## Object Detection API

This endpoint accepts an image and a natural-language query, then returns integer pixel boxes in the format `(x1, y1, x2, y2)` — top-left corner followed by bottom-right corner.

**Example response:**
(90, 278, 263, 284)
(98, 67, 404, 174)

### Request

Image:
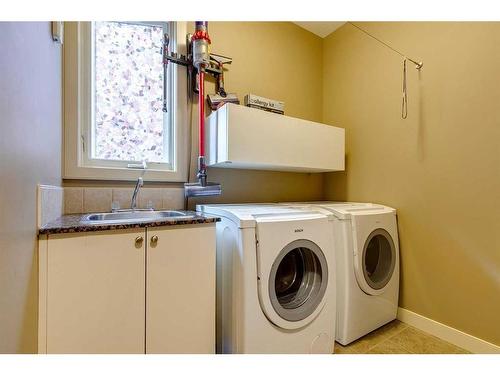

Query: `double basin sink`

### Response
(81, 210, 195, 225)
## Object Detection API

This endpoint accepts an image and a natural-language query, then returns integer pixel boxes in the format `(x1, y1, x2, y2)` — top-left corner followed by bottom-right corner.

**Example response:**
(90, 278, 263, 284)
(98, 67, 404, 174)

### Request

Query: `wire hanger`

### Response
(348, 22, 423, 119)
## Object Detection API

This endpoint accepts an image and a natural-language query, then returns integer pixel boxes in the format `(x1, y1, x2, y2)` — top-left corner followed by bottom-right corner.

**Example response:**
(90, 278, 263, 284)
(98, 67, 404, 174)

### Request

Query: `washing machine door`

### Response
(351, 212, 399, 296)
(254, 215, 332, 330)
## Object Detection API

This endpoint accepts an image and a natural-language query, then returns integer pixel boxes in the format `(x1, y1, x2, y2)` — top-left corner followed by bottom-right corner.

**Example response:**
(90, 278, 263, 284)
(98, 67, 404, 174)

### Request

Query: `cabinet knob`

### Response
(135, 236, 144, 248)
(150, 235, 159, 247)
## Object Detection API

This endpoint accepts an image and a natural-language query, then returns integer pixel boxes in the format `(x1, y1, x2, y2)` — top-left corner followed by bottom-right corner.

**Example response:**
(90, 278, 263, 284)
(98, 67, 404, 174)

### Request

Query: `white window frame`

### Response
(63, 21, 188, 182)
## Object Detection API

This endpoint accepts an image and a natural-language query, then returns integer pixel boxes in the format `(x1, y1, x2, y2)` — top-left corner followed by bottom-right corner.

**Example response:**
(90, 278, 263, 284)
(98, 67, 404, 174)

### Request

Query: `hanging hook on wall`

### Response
(402, 59, 408, 119)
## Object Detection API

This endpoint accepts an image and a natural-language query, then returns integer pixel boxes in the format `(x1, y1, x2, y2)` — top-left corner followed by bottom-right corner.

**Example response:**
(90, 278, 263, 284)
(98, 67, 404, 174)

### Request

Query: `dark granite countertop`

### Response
(39, 211, 220, 235)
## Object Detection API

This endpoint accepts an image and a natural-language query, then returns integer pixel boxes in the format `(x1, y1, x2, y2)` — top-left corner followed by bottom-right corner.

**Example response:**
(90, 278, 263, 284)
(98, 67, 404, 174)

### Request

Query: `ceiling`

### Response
(293, 22, 346, 38)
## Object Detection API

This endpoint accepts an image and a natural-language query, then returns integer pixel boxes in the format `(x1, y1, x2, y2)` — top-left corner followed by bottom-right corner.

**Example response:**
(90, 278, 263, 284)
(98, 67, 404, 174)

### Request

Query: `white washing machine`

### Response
(196, 204, 336, 354)
(281, 202, 400, 345)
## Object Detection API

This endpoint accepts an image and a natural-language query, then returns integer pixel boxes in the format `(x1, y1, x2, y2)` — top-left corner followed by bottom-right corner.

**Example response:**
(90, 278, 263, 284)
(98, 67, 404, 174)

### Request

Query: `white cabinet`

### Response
(146, 225, 215, 353)
(39, 229, 146, 354)
(38, 224, 216, 354)
(206, 103, 345, 172)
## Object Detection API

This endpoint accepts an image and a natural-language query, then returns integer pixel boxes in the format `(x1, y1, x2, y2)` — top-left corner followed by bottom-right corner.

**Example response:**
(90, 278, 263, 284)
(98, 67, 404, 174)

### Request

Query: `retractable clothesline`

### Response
(347, 22, 423, 119)
(348, 22, 423, 70)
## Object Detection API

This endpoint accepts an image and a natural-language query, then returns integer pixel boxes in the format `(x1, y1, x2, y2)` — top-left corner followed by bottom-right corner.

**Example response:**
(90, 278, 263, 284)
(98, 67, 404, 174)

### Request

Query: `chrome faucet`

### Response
(127, 160, 148, 211)
(130, 177, 144, 210)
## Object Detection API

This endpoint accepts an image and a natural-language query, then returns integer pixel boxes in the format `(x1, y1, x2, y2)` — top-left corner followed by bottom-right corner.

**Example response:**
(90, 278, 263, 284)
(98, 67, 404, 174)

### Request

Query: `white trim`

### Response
(397, 307, 500, 354)
(38, 235, 48, 354)
(36, 185, 42, 229)
(63, 21, 189, 182)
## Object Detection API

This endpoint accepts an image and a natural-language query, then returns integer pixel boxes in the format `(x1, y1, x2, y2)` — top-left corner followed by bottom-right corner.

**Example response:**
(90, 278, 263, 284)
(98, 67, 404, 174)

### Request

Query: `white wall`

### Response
(0, 22, 62, 353)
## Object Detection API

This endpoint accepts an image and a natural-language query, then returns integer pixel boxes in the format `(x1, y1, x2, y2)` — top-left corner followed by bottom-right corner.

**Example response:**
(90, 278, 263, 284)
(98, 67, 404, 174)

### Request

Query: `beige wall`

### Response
(323, 22, 500, 345)
(0, 22, 62, 353)
(66, 22, 325, 207)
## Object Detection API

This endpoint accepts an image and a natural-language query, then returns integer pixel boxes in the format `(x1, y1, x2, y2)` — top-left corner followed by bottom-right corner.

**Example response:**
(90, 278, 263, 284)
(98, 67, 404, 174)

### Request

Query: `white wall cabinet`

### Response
(38, 224, 216, 354)
(206, 103, 345, 172)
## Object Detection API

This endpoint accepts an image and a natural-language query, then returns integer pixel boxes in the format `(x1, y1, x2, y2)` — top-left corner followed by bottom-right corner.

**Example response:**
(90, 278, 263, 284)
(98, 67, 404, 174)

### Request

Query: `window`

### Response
(92, 22, 170, 165)
(63, 22, 188, 181)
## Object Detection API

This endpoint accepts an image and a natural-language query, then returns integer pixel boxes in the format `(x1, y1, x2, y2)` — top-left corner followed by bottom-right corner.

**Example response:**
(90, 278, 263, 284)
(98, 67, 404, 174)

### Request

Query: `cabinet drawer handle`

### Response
(150, 235, 159, 247)
(135, 236, 144, 248)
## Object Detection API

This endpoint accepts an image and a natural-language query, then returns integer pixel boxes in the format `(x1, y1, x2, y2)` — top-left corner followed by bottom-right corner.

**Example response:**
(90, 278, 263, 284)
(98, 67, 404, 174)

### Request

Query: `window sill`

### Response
(63, 164, 187, 182)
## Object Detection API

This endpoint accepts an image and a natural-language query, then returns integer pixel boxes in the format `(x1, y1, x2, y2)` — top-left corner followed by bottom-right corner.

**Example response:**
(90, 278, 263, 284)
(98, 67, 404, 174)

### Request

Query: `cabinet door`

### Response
(146, 224, 216, 353)
(45, 229, 146, 353)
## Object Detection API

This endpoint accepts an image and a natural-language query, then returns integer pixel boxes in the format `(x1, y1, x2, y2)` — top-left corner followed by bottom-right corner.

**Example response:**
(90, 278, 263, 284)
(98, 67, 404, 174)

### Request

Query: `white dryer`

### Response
(197, 204, 336, 353)
(281, 202, 400, 345)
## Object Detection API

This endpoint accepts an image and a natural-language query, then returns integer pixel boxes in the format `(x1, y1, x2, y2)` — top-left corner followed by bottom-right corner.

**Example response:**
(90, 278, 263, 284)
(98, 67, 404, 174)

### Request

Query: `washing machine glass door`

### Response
(359, 228, 396, 293)
(269, 239, 328, 322)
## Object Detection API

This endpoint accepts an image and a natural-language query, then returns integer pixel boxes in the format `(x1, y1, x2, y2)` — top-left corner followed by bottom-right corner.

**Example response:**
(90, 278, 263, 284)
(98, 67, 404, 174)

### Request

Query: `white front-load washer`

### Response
(280, 202, 400, 345)
(196, 204, 336, 353)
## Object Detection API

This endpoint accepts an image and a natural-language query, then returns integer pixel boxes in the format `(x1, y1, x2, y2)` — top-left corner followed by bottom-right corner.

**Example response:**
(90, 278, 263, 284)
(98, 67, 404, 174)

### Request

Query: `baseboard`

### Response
(397, 307, 500, 354)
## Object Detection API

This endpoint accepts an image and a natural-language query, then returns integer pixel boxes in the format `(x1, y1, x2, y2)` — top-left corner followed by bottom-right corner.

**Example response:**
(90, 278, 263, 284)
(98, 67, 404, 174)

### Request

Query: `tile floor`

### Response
(334, 320, 470, 354)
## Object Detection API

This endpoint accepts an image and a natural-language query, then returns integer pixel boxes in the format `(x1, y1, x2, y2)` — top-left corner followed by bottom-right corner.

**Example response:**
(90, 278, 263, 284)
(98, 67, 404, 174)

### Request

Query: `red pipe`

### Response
(198, 71, 205, 157)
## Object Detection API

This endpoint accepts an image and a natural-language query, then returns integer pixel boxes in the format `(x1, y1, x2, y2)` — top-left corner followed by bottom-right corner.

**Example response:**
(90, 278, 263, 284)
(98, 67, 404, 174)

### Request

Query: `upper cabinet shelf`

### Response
(205, 104, 345, 173)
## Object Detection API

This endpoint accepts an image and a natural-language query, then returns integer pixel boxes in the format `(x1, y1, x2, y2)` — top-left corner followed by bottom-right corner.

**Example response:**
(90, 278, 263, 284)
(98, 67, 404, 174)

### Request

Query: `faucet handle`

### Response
(111, 201, 121, 212)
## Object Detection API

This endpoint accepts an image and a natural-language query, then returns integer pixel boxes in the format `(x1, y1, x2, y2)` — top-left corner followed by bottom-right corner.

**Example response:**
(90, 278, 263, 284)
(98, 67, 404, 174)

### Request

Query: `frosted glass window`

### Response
(92, 21, 170, 164)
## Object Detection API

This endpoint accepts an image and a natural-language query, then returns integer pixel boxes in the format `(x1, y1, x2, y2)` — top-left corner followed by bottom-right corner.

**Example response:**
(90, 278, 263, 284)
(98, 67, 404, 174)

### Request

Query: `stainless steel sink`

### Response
(81, 210, 195, 225)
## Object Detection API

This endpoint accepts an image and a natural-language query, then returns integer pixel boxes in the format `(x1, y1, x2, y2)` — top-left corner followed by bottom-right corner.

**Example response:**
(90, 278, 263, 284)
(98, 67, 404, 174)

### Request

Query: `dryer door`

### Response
(270, 239, 328, 322)
(255, 215, 332, 330)
(351, 213, 399, 296)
